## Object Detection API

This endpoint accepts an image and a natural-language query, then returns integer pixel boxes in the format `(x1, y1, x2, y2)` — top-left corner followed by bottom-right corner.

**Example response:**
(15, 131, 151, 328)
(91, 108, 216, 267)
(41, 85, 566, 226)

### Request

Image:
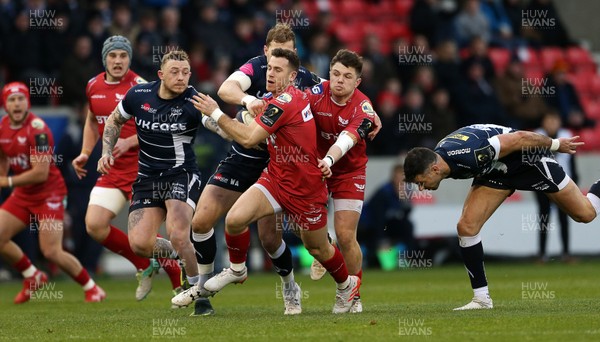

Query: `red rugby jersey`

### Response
(86, 70, 144, 177)
(0, 113, 66, 199)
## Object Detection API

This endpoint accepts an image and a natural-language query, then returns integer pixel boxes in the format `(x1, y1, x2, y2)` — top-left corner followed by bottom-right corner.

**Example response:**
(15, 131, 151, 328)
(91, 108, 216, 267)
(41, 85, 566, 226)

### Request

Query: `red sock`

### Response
(225, 229, 250, 264)
(155, 233, 182, 288)
(321, 246, 349, 284)
(13, 255, 32, 272)
(73, 268, 91, 286)
(102, 226, 150, 270)
(161, 258, 182, 289)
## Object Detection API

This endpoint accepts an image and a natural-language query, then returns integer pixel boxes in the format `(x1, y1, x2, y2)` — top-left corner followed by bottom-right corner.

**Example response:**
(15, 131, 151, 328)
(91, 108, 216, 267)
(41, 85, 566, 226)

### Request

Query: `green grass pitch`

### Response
(1, 260, 599, 341)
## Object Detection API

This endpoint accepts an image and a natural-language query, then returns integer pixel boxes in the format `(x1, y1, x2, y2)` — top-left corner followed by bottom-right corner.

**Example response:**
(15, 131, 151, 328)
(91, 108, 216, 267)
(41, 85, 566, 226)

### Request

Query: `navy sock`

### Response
(193, 232, 216, 265)
(459, 241, 488, 289)
(271, 245, 293, 277)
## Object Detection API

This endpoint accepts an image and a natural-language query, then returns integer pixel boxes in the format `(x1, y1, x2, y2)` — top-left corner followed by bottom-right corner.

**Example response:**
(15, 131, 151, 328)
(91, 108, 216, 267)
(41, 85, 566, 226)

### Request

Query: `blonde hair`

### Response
(160, 49, 189, 68)
(266, 23, 296, 48)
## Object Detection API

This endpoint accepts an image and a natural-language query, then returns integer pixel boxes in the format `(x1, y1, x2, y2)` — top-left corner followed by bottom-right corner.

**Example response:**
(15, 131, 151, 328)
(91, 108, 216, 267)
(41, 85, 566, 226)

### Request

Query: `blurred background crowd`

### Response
(0, 0, 597, 275)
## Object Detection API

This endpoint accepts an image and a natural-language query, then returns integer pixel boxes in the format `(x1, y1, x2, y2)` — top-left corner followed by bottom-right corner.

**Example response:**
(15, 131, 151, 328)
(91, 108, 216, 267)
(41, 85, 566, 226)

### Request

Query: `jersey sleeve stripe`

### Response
(118, 101, 132, 120)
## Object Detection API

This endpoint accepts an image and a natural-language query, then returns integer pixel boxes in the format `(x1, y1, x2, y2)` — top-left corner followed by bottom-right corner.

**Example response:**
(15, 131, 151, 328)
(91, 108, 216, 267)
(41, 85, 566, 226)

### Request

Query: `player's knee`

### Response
(456, 220, 481, 237)
(335, 230, 355, 250)
(130, 240, 152, 257)
(40, 246, 61, 262)
(168, 230, 188, 251)
(224, 212, 246, 234)
(191, 214, 213, 234)
(85, 219, 108, 240)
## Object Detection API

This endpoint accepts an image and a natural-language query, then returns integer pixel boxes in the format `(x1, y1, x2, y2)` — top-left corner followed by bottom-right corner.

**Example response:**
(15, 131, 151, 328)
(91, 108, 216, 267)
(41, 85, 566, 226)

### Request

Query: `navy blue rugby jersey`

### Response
(118, 81, 202, 177)
(434, 124, 543, 179)
(231, 55, 320, 160)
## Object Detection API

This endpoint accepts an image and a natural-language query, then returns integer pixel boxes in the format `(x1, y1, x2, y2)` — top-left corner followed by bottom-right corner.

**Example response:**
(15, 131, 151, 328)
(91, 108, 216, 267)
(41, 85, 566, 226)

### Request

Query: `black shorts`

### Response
(473, 157, 570, 193)
(130, 169, 202, 213)
(207, 151, 268, 192)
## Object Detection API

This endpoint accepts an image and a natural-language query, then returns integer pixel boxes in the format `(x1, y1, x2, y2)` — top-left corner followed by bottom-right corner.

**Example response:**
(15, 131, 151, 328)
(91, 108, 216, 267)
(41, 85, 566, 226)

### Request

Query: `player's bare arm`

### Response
(192, 93, 269, 148)
(218, 72, 264, 115)
(72, 109, 100, 179)
(495, 131, 583, 159)
(98, 106, 129, 174)
(318, 130, 359, 178)
(201, 115, 232, 141)
(0, 147, 50, 188)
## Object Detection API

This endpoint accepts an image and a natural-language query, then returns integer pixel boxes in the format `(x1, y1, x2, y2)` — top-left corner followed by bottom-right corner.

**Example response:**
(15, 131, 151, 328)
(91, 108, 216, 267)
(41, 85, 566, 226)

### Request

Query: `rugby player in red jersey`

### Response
(0, 82, 105, 303)
(173, 49, 360, 314)
(71, 36, 182, 301)
(307, 50, 377, 313)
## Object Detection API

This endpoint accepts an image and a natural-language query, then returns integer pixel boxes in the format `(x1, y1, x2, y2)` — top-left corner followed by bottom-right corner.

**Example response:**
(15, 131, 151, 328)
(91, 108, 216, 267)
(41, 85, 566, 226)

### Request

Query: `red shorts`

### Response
(326, 171, 366, 201)
(1, 190, 65, 225)
(255, 173, 328, 231)
(95, 169, 137, 200)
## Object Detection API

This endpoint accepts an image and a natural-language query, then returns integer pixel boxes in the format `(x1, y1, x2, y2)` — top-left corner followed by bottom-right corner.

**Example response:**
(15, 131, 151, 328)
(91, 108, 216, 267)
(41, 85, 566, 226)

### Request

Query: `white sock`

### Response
(22, 265, 37, 278)
(586, 193, 600, 216)
(83, 279, 96, 291)
(336, 277, 350, 290)
(281, 270, 294, 284)
(458, 233, 482, 248)
(473, 286, 489, 298)
(192, 229, 214, 242)
(187, 275, 199, 286)
(268, 241, 286, 259)
(198, 263, 214, 275)
(231, 262, 246, 272)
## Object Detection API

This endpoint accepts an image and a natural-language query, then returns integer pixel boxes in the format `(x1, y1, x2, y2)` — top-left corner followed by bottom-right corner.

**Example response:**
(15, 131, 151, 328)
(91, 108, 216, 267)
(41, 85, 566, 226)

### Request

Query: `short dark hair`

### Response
(330, 49, 363, 77)
(403, 147, 438, 183)
(266, 23, 296, 48)
(270, 48, 300, 72)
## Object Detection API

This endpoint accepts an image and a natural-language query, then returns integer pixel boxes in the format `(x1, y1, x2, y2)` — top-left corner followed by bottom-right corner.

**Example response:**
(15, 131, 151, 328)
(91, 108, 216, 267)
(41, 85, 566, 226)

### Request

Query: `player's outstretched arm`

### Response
(72, 109, 100, 179)
(495, 131, 584, 159)
(192, 93, 269, 148)
(98, 107, 128, 174)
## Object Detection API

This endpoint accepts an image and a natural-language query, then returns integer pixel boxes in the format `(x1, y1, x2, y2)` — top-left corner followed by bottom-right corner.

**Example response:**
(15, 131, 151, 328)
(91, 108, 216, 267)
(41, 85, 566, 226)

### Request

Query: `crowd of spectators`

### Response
(0, 0, 593, 158)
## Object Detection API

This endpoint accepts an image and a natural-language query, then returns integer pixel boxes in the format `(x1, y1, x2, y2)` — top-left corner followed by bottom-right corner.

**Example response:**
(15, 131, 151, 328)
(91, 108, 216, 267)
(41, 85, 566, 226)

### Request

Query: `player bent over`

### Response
(173, 49, 360, 313)
(403, 124, 600, 310)
(72, 35, 182, 301)
(0, 82, 105, 303)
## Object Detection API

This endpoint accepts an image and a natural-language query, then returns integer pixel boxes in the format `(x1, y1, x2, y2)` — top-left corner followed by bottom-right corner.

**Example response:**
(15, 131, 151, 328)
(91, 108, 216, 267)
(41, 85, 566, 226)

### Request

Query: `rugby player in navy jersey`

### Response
(97, 50, 228, 296)
(403, 124, 600, 310)
(186, 23, 322, 316)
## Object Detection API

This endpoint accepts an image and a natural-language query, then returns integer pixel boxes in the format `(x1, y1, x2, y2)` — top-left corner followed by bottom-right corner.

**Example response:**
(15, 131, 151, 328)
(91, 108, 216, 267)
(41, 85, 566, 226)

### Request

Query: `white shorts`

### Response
(88, 186, 128, 215)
